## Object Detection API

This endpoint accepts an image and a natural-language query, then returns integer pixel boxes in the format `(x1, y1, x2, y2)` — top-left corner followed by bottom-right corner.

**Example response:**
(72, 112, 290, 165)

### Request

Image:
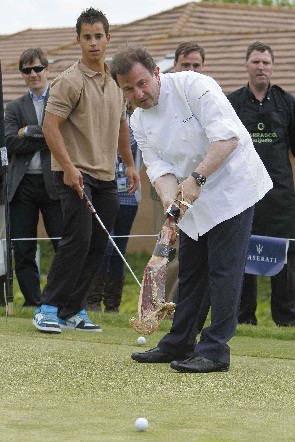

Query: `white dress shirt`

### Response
(26, 86, 48, 174)
(131, 71, 272, 240)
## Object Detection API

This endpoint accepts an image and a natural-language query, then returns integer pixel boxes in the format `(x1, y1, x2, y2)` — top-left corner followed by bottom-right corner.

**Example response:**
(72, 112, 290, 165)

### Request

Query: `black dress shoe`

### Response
(170, 356, 229, 373)
(131, 347, 185, 363)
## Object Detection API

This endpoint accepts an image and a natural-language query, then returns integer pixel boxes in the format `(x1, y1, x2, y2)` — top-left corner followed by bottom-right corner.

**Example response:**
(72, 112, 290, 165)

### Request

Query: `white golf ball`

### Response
(135, 417, 148, 431)
(137, 336, 146, 345)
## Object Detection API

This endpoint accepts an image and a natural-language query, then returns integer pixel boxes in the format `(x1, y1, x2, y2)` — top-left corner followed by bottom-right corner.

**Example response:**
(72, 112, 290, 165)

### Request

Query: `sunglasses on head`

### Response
(21, 65, 45, 75)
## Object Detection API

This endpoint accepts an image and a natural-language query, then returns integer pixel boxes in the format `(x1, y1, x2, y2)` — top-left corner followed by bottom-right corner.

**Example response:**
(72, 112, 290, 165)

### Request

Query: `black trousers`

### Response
(159, 206, 254, 365)
(10, 174, 63, 306)
(239, 242, 295, 325)
(41, 172, 119, 319)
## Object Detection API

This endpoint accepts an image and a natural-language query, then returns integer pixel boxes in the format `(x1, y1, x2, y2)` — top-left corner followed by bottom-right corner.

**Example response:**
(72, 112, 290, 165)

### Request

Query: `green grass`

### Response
(1, 250, 294, 441)
(0, 313, 294, 442)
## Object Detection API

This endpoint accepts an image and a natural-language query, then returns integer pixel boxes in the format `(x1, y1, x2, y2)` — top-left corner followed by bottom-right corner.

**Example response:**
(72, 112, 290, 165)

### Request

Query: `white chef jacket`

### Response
(131, 71, 273, 240)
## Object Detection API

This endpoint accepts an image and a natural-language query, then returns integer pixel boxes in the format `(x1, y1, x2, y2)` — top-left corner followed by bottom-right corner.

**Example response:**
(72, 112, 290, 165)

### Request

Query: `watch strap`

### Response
(191, 172, 206, 186)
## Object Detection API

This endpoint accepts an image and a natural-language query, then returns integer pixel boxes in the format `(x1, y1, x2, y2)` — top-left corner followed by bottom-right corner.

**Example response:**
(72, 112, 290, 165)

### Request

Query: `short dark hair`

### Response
(175, 42, 205, 64)
(246, 41, 274, 63)
(76, 7, 109, 36)
(110, 44, 156, 86)
(19, 48, 48, 71)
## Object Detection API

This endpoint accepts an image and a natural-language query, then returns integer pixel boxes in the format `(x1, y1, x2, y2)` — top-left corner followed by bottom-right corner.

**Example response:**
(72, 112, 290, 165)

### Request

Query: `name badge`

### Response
(117, 177, 128, 192)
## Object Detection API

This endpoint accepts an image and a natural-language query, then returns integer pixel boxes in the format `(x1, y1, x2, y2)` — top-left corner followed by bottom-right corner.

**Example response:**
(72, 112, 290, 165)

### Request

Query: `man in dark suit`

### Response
(5, 48, 63, 307)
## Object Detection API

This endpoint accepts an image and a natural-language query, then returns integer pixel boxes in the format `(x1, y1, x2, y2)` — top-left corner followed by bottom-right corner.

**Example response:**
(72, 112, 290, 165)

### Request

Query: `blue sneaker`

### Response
(33, 305, 60, 334)
(58, 309, 102, 332)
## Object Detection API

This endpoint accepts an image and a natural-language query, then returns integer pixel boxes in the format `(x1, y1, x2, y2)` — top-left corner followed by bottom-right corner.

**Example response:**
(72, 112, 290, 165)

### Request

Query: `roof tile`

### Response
(1, 2, 295, 104)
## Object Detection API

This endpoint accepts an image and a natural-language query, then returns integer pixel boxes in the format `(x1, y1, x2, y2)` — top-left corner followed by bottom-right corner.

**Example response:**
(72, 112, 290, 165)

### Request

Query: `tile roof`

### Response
(1, 1, 295, 106)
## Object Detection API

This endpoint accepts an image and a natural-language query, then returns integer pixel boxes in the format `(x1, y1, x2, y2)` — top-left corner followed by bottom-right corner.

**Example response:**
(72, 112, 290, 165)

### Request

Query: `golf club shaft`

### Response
(83, 190, 141, 287)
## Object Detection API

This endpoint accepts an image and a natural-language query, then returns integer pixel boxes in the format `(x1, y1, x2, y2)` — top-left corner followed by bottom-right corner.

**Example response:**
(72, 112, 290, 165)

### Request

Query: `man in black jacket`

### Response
(5, 48, 63, 307)
(227, 41, 295, 327)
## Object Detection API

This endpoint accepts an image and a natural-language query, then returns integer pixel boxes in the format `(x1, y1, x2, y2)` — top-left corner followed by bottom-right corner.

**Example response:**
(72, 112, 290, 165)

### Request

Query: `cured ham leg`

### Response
(130, 215, 178, 335)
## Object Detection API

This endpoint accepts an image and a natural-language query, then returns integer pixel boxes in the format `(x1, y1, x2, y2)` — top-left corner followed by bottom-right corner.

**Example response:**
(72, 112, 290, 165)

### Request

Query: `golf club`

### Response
(82, 189, 141, 288)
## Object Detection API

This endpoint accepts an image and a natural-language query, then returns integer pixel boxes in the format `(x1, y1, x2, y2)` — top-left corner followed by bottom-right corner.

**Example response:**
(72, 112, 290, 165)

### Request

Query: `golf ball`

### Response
(137, 336, 146, 345)
(135, 417, 148, 431)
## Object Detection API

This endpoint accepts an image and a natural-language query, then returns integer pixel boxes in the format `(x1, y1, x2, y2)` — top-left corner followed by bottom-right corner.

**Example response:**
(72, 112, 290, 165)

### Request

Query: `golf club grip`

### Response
(82, 190, 95, 213)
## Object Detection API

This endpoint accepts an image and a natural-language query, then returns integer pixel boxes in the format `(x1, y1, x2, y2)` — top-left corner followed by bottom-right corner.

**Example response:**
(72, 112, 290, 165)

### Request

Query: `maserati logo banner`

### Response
(245, 235, 289, 276)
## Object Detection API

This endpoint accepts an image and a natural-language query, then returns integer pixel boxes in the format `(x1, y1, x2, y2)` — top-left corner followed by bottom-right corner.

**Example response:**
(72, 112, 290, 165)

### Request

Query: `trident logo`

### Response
(256, 243, 263, 254)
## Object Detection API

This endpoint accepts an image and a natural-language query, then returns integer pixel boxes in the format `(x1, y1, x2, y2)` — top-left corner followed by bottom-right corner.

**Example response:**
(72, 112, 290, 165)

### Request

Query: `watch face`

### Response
(192, 172, 206, 186)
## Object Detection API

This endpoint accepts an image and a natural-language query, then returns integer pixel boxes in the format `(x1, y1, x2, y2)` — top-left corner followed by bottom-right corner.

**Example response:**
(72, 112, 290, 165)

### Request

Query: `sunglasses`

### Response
(21, 65, 45, 75)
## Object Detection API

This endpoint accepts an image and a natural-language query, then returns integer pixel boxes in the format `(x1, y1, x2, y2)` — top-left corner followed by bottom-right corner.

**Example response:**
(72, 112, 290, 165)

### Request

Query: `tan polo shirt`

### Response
(46, 59, 125, 181)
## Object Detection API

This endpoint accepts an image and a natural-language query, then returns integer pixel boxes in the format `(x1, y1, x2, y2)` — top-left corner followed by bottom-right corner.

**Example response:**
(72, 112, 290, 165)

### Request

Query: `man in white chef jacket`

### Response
(110, 45, 272, 373)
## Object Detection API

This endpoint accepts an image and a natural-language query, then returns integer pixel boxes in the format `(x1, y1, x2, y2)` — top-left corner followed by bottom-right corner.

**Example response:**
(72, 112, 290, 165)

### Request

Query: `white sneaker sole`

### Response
(59, 323, 102, 332)
(76, 327, 102, 332)
(32, 318, 61, 334)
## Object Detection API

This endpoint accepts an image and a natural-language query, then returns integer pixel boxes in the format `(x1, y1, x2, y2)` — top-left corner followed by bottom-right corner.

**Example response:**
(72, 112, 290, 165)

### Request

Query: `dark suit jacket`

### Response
(4, 89, 59, 202)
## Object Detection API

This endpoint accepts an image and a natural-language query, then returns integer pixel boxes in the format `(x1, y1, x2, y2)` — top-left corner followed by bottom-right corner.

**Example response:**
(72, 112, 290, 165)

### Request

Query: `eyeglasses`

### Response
(21, 65, 45, 75)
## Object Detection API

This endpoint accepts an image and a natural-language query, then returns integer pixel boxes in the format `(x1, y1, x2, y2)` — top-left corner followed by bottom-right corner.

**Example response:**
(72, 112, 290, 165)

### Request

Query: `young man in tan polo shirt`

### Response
(33, 8, 139, 334)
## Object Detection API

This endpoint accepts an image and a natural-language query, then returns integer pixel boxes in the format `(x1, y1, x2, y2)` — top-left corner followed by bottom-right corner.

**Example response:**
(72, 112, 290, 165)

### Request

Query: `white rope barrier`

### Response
(3, 235, 295, 242)
(5, 234, 160, 242)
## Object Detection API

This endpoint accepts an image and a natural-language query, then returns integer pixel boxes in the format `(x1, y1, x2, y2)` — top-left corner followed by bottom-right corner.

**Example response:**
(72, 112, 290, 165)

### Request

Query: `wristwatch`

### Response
(191, 172, 206, 187)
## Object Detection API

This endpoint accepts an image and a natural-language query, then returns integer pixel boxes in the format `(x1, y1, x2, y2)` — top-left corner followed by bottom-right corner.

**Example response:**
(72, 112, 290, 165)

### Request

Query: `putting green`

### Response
(0, 316, 294, 441)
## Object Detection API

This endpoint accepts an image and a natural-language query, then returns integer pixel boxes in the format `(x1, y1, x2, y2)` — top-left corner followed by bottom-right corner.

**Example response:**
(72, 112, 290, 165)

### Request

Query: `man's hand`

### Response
(63, 164, 84, 199)
(42, 112, 85, 196)
(18, 127, 27, 137)
(163, 197, 178, 215)
(154, 174, 179, 214)
(176, 176, 200, 217)
(125, 166, 140, 194)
